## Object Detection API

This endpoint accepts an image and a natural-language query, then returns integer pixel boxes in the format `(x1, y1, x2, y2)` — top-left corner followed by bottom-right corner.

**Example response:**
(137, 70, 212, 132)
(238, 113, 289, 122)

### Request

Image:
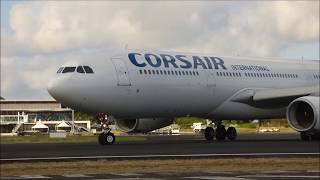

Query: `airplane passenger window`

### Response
(62, 67, 76, 73)
(196, 72, 199, 76)
(83, 66, 94, 73)
(164, 70, 167, 75)
(182, 71, 185, 75)
(186, 71, 189, 75)
(144, 69, 147, 74)
(139, 70, 143, 74)
(77, 66, 85, 73)
(160, 70, 163, 75)
(156, 70, 159, 75)
(148, 70, 151, 74)
(57, 67, 64, 73)
(152, 70, 155, 74)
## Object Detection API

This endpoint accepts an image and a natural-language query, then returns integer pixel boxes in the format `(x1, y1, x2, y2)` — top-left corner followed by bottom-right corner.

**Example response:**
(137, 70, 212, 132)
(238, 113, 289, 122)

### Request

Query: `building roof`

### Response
(0, 100, 58, 104)
(0, 100, 66, 111)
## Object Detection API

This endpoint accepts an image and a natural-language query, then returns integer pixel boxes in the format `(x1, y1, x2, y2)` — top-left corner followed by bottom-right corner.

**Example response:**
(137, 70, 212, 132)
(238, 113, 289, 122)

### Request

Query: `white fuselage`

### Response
(47, 50, 320, 120)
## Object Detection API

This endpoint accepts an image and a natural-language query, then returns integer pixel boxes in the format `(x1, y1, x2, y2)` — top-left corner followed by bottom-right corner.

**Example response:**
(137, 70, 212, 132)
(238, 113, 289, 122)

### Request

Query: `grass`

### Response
(0, 134, 146, 144)
(1, 157, 319, 176)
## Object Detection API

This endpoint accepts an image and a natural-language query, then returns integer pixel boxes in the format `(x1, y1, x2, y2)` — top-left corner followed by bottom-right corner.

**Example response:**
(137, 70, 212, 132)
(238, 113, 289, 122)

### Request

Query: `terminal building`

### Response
(0, 100, 91, 134)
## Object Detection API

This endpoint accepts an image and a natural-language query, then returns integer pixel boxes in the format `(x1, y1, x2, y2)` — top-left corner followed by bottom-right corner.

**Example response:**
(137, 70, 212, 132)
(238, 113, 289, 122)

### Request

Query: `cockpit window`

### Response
(62, 67, 76, 73)
(76, 66, 85, 73)
(56, 67, 64, 73)
(83, 66, 94, 73)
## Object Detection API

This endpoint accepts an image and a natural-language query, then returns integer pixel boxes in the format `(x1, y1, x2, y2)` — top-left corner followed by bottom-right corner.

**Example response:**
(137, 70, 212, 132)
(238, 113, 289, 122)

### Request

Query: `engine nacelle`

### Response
(115, 117, 173, 133)
(286, 96, 320, 132)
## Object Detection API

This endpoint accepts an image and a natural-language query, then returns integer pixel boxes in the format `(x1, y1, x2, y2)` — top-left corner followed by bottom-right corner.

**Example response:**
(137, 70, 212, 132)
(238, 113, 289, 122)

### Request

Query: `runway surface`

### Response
(1, 133, 319, 162)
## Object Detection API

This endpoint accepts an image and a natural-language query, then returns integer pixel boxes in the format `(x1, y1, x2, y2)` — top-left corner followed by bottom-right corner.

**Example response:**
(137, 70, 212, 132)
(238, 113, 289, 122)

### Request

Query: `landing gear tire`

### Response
(204, 127, 215, 141)
(226, 127, 237, 140)
(98, 132, 115, 145)
(300, 132, 311, 141)
(215, 125, 227, 141)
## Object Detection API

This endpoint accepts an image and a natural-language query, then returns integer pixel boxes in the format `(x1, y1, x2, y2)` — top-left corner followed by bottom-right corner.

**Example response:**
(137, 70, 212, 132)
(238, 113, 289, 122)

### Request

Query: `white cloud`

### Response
(3, 1, 319, 56)
(1, 1, 319, 99)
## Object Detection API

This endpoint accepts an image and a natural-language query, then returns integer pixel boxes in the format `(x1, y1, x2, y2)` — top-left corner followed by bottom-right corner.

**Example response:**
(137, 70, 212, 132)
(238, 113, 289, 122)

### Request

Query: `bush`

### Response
(174, 117, 207, 129)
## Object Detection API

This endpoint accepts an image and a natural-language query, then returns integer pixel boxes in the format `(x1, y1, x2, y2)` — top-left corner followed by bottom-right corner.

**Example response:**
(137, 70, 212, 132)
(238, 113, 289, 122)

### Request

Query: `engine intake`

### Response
(115, 118, 173, 133)
(286, 96, 320, 132)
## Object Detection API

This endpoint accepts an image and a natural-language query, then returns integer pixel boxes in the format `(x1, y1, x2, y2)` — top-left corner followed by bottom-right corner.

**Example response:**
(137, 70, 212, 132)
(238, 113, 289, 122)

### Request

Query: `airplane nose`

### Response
(47, 77, 66, 102)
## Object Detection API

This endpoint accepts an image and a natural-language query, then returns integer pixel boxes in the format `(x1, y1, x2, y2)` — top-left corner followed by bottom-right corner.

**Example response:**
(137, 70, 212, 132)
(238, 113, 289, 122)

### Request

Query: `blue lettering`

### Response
(145, 54, 161, 67)
(203, 56, 213, 69)
(160, 54, 179, 68)
(128, 52, 227, 70)
(210, 57, 227, 70)
(128, 53, 146, 67)
(175, 55, 192, 69)
(193, 56, 207, 69)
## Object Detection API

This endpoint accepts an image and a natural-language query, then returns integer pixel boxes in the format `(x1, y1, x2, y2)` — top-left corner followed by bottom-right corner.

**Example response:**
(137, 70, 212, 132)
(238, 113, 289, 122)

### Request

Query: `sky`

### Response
(1, 1, 319, 100)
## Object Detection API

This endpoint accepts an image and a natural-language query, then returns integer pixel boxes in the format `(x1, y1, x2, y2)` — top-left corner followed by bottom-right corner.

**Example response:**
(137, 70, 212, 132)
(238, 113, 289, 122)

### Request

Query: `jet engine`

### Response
(286, 96, 320, 132)
(115, 118, 173, 133)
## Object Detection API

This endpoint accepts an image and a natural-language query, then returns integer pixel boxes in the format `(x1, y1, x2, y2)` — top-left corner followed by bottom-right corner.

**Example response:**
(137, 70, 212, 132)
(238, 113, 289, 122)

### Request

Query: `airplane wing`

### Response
(231, 86, 319, 107)
(253, 86, 319, 101)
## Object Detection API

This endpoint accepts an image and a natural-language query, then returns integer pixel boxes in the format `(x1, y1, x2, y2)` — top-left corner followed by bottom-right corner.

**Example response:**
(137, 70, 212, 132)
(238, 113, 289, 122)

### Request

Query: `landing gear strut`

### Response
(204, 120, 237, 141)
(97, 113, 115, 145)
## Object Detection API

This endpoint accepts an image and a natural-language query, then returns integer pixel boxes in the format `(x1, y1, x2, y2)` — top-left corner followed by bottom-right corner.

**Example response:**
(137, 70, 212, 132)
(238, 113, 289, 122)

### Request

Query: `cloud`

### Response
(2, 1, 319, 56)
(1, 1, 319, 99)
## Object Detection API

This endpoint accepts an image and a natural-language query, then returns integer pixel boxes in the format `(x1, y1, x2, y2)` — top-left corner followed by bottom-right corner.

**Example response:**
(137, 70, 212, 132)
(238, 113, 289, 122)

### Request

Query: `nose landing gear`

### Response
(204, 120, 237, 141)
(97, 113, 115, 145)
(98, 130, 115, 145)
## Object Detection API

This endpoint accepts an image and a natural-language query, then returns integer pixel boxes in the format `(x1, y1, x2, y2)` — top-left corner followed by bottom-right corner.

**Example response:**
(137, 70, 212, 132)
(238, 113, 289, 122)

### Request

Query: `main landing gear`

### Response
(97, 113, 115, 145)
(204, 120, 237, 141)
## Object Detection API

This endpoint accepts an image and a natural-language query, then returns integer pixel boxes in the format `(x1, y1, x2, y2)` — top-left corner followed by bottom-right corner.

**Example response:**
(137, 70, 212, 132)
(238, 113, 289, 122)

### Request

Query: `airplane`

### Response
(47, 49, 320, 145)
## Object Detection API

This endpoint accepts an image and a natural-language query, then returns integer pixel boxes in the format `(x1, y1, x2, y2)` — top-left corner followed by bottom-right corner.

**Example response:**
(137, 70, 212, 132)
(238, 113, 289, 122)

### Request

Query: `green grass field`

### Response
(0, 134, 146, 144)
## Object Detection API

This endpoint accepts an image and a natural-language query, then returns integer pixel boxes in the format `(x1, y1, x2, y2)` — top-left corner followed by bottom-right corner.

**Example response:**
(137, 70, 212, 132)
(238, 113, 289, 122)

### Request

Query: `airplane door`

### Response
(111, 58, 131, 86)
(207, 71, 216, 94)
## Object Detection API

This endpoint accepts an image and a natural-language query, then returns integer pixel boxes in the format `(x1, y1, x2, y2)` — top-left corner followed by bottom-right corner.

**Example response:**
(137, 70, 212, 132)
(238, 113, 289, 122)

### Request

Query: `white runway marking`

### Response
(62, 174, 92, 178)
(186, 176, 251, 180)
(1, 152, 319, 162)
(19, 175, 51, 179)
(95, 178, 164, 180)
(111, 173, 143, 176)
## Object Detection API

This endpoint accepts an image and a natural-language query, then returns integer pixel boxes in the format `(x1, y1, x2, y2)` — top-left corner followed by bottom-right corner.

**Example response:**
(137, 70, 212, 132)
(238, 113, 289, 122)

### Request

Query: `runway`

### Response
(1, 133, 319, 162)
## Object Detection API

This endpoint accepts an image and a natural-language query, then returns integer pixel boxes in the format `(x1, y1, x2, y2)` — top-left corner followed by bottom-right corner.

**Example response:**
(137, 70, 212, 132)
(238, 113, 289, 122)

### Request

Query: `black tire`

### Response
(98, 133, 106, 145)
(300, 132, 311, 141)
(227, 127, 237, 140)
(98, 132, 115, 145)
(215, 125, 227, 141)
(204, 127, 214, 141)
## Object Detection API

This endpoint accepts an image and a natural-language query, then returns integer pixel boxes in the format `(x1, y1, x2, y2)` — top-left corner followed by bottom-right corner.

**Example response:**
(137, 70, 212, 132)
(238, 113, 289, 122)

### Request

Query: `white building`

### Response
(0, 100, 91, 134)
